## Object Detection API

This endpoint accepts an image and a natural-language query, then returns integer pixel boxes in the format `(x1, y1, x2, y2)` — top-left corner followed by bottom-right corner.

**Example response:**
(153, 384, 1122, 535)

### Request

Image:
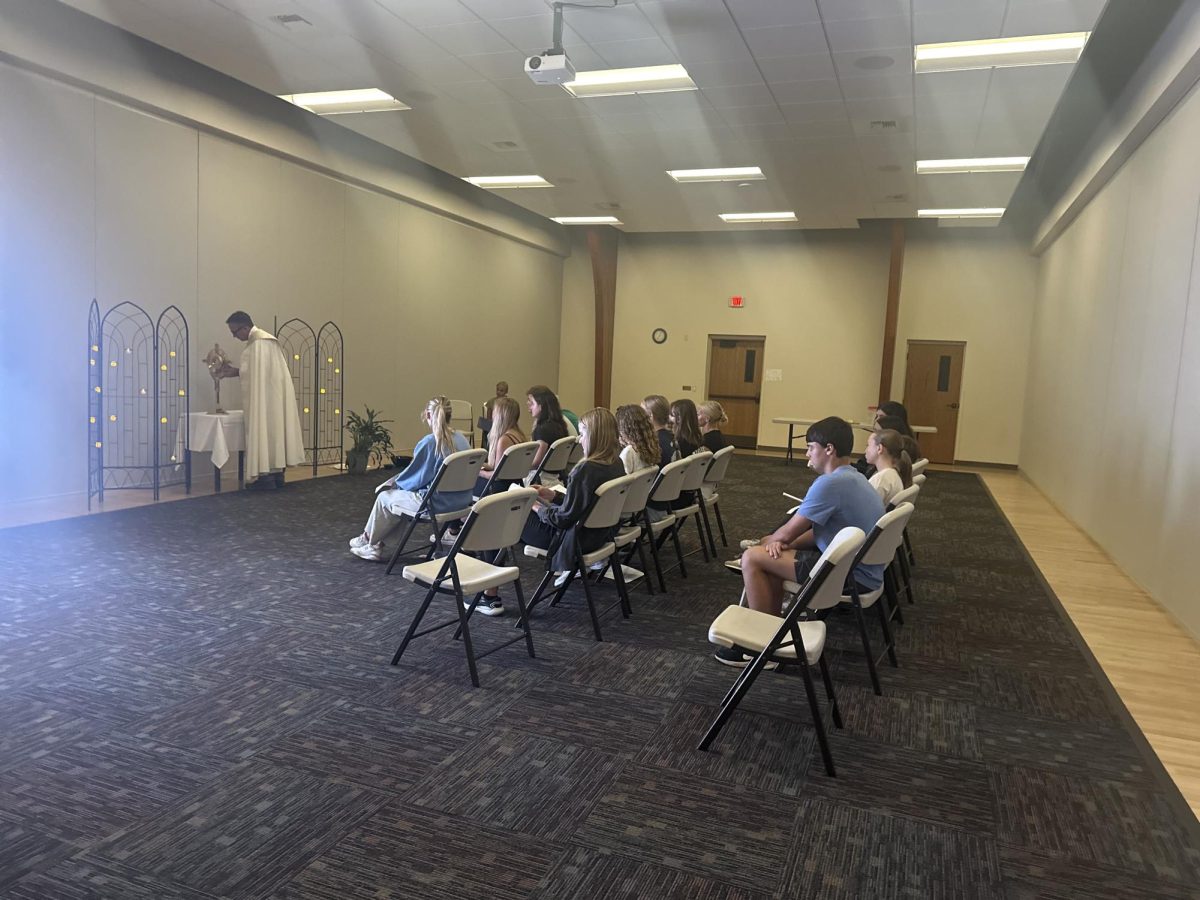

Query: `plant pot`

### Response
(345, 449, 370, 475)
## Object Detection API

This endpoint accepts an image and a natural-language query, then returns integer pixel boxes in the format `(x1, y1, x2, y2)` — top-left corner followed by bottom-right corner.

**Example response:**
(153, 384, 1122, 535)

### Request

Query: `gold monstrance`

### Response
(203, 344, 229, 414)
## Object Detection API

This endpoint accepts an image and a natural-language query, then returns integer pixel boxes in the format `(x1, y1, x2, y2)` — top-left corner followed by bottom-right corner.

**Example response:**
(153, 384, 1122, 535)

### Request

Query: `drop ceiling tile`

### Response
(824, 15, 913, 53)
(397, 53, 489, 85)
(661, 25, 758, 63)
(851, 115, 911, 137)
(815, 0, 910, 22)
(914, 126, 981, 159)
(741, 23, 830, 57)
(590, 36, 678, 68)
(915, 90, 986, 122)
(912, 5, 1006, 43)
(699, 83, 780, 108)
(717, 104, 786, 126)
(483, 13, 583, 53)
(437, 79, 514, 105)
(767, 80, 844, 104)
(458, 50, 531, 78)
(460, 0, 554, 18)
(846, 95, 914, 122)
(494, 74, 559, 101)
(788, 118, 856, 139)
(579, 94, 653, 118)
(914, 69, 992, 99)
(563, 3, 659, 43)
(853, 132, 915, 164)
(375, 0, 481, 28)
(1002, 0, 1106, 37)
(832, 46, 912, 79)
(725, 0, 821, 29)
(418, 19, 517, 55)
(757, 53, 837, 83)
(779, 100, 849, 123)
(519, 94, 605, 120)
(685, 57, 768, 88)
(836, 73, 912, 101)
(636, 0, 738, 33)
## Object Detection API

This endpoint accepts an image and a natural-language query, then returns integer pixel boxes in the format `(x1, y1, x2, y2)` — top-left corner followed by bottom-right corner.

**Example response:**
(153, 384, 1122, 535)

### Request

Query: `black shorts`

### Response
(794, 549, 873, 597)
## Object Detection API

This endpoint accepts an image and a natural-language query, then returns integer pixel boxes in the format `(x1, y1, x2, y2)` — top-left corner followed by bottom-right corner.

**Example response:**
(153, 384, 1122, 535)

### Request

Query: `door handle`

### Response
(948, 403, 959, 410)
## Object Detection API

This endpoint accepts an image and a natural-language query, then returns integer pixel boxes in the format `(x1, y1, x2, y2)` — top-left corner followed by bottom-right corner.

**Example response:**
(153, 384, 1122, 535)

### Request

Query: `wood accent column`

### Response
(877, 219, 906, 403)
(587, 226, 619, 409)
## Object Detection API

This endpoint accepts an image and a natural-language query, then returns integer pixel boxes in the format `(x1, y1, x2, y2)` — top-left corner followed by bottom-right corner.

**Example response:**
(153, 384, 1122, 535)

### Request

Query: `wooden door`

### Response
(903, 341, 964, 463)
(707, 336, 764, 449)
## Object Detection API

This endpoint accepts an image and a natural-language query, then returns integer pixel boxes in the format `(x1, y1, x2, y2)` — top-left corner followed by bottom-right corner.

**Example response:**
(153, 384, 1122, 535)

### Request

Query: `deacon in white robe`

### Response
(222, 311, 306, 486)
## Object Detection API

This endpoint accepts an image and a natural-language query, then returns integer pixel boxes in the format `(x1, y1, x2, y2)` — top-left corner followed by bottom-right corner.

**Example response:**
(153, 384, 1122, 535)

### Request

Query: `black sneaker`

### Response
(712, 645, 778, 670)
(466, 595, 505, 617)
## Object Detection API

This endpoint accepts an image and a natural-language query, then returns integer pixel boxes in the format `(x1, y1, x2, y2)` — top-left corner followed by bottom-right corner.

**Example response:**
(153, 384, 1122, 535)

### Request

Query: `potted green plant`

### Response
(344, 407, 393, 475)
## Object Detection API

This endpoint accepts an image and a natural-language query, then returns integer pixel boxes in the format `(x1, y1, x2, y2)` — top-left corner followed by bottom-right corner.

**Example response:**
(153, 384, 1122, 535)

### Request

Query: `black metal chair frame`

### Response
(698, 558, 845, 777)
(383, 450, 486, 575)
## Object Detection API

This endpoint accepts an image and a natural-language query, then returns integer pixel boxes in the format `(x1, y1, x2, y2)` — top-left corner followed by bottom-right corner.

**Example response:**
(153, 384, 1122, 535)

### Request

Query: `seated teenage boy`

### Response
(723, 417, 884, 664)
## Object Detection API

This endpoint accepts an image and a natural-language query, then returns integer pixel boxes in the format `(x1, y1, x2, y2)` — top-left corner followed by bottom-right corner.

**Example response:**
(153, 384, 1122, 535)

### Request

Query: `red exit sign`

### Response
(729, 295, 745, 308)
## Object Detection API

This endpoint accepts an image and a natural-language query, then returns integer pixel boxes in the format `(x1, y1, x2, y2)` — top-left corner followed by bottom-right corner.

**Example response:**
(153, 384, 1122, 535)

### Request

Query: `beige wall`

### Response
(895, 229, 1037, 464)
(1022, 76, 1200, 639)
(0, 62, 564, 506)
(560, 226, 1037, 460)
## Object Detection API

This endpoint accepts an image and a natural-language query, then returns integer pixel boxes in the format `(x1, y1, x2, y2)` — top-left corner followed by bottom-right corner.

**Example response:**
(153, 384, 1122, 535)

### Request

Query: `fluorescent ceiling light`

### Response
(278, 88, 410, 114)
(719, 211, 797, 224)
(552, 216, 622, 225)
(916, 157, 1030, 174)
(668, 167, 765, 183)
(918, 208, 1005, 218)
(464, 175, 553, 189)
(915, 32, 1088, 73)
(564, 64, 696, 98)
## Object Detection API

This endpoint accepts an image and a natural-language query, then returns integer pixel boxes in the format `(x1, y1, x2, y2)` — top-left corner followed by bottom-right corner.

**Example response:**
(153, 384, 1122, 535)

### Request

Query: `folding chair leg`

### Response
(516, 569, 555, 628)
(885, 564, 905, 626)
(698, 650, 775, 751)
(693, 514, 711, 562)
(645, 524, 668, 592)
(633, 539, 655, 596)
(904, 527, 916, 567)
(852, 600, 882, 696)
(669, 523, 688, 578)
(390, 584, 438, 665)
(897, 546, 916, 603)
(450, 582, 481, 687)
(875, 596, 899, 667)
(610, 555, 631, 618)
(575, 558, 604, 641)
(799, 656, 836, 777)
(511, 577, 536, 659)
(699, 501, 718, 559)
(819, 654, 842, 729)
(713, 500, 728, 548)
(384, 516, 421, 575)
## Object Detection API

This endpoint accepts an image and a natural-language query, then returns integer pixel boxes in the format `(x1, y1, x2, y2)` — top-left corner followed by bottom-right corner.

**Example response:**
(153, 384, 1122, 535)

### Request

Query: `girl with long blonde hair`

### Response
(474, 396, 527, 497)
(350, 395, 470, 562)
(697, 400, 730, 453)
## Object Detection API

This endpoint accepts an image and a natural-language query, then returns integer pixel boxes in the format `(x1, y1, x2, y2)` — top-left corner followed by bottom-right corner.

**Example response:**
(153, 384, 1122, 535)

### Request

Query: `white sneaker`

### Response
(739, 539, 760, 550)
(429, 529, 461, 546)
(349, 533, 369, 550)
(588, 560, 607, 572)
(553, 571, 572, 589)
(724, 558, 743, 573)
(351, 542, 386, 562)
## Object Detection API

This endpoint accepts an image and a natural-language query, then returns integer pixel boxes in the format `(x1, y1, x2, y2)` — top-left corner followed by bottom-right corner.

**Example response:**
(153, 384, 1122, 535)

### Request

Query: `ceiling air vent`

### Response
(868, 120, 898, 131)
(885, 193, 908, 202)
(490, 140, 520, 151)
(594, 202, 622, 211)
(271, 14, 312, 29)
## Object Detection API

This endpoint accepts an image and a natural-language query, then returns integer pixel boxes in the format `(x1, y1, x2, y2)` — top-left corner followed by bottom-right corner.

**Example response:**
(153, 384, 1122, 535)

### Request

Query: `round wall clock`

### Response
(651, 328, 668, 344)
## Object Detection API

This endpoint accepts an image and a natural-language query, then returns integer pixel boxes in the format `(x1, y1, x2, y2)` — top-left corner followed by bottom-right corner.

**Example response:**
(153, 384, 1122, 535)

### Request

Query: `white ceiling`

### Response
(58, 0, 1107, 231)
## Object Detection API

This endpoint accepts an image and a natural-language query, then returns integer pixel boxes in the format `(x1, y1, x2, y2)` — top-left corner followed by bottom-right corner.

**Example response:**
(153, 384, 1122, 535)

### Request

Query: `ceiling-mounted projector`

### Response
(525, 52, 575, 85)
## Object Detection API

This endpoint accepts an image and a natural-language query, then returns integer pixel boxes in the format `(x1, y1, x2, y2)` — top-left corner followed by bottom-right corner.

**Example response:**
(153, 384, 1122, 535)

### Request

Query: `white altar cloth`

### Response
(179, 411, 245, 469)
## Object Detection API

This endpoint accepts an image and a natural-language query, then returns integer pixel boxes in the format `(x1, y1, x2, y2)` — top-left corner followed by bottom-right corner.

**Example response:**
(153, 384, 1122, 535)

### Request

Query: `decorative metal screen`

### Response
(87, 300, 190, 508)
(276, 317, 345, 474)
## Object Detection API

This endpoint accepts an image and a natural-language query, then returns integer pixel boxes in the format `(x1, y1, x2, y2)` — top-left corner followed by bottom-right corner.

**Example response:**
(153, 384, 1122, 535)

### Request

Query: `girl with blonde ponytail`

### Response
(349, 395, 471, 562)
(864, 428, 912, 506)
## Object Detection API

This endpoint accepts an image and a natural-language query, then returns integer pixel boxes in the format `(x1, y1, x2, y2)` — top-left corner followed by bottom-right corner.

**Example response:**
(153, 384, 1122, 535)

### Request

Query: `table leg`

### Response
(238, 451, 245, 488)
(214, 463, 221, 493)
(185, 449, 192, 494)
(785, 424, 795, 464)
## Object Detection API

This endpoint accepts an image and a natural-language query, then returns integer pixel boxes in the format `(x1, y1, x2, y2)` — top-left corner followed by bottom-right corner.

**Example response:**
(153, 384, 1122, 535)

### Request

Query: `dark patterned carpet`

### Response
(1, 458, 1198, 899)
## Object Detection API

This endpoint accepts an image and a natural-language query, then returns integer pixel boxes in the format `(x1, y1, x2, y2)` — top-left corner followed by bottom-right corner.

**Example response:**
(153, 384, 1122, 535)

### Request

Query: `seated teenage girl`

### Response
(669, 398, 703, 458)
(521, 407, 626, 578)
(349, 396, 470, 562)
(474, 396, 526, 497)
(616, 404, 661, 474)
(526, 384, 569, 486)
(697, 400, 730, 452)
(864, 428, 913, 506)
(642, 394, 676, 468)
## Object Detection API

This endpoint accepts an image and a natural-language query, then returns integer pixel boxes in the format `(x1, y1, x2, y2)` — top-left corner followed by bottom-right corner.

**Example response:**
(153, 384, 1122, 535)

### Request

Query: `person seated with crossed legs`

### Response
(720, 416, 885, 668)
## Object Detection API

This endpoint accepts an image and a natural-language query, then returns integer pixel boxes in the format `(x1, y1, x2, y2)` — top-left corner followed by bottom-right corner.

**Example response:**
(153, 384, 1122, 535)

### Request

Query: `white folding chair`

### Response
(521, 472, 638, 642)
(528, 435, 577, 488)
(392, 488, 539, 686)
(641, 456, 691, 591)
(656, 451, 714, 571)
(604, 467, 659, 600)
(699, 445, 735, 555)
(383, 448, 487, 574)
(701, 526, 866, 777)
(449, 399, 474, 447)
(912, 473, 926, 487)
(910, 458, 929, 478)
(888, 483, 921, 604)
(839, 504, 913, 695)
(475, 441, 539, 500)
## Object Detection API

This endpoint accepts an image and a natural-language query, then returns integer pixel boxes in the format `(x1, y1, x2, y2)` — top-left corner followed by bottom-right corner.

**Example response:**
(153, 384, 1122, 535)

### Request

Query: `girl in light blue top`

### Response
(350, 395, 470, 562)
